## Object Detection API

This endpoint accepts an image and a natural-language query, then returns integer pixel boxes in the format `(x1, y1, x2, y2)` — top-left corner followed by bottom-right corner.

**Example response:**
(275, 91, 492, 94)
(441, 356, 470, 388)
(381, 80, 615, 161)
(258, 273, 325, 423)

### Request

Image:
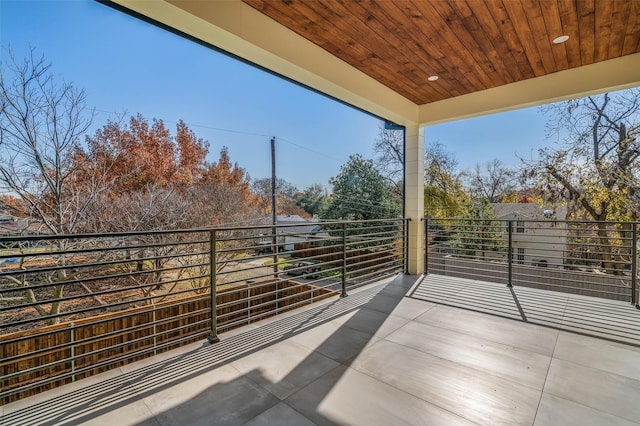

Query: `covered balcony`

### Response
(1, 218, 640, 425)
(2, 278, 640, 425)
(2, 1, 640, 425)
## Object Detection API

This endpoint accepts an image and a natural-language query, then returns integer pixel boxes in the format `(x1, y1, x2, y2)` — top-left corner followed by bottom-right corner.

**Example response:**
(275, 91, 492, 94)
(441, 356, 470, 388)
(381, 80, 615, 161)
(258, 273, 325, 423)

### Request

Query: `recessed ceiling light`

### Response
(428, 75, 439, 81)
(553, 35, 569, 44)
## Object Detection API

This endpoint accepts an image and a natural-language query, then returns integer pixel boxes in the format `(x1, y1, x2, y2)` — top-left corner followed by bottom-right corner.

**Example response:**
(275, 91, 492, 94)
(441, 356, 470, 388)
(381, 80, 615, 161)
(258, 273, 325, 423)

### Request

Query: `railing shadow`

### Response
(1, 275, 421, 426)
(411, 274, 640, 348)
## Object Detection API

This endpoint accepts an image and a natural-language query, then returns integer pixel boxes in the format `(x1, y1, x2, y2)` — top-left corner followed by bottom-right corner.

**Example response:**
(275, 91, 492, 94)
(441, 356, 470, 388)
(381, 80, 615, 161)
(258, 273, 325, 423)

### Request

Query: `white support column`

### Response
(405, 124, 424, 275)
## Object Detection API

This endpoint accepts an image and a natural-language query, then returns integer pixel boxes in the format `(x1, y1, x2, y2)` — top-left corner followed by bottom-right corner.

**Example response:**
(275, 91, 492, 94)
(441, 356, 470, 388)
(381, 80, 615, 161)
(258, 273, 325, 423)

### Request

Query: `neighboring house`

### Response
(256, 215, 327, 252)
(276, 215, 326, 251)
(492, 204, 568, 268)
(0, 213, 47, 237)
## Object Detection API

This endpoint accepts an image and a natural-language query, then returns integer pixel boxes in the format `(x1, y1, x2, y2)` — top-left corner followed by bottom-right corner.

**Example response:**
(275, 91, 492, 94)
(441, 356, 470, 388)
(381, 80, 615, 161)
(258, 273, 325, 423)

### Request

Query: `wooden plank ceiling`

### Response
(242, 0, 640, 106)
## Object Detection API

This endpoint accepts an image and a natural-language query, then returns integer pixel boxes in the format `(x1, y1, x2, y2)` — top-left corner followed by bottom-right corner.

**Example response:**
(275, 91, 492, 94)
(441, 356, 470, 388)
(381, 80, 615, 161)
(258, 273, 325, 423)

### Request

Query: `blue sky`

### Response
(2, 0, 552, 190)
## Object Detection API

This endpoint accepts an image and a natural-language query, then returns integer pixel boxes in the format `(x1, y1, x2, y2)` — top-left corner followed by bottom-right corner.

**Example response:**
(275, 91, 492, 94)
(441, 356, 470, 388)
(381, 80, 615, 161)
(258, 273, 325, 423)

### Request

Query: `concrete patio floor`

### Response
(2, 275, 640, 426)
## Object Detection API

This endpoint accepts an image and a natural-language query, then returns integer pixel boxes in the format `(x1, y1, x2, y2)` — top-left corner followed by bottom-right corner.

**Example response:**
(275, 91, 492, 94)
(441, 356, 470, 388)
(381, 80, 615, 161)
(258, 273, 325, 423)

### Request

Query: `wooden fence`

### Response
(0, 280, 336, 404)
(294, 243, 401, 272)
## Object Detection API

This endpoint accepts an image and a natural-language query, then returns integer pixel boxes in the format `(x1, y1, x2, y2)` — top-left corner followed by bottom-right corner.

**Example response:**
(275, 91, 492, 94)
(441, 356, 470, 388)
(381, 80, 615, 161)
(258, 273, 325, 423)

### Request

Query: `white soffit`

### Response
(111, 0, 640, 128)
(111, 0, 419, 126)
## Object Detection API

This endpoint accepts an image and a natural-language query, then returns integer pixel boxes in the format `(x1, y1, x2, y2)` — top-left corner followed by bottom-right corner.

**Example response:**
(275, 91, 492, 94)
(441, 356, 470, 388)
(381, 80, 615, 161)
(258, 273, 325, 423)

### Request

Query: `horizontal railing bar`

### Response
(0, 284, 210, 329)
(0, 329, 210, 399)
(0, 271, 210, 313)
(0, 307, 211, 364)
(0, 248, 210, 283)
(1, 317, 211, 380)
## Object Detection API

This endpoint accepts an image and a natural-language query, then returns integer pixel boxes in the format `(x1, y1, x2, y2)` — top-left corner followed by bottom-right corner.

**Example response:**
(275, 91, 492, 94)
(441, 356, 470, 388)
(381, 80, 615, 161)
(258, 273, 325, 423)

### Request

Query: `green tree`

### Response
(321, 154, 401, 221)
(424, 142, 469, 218)
(295, 184, 328, 217)
(454, 198, 506, 260)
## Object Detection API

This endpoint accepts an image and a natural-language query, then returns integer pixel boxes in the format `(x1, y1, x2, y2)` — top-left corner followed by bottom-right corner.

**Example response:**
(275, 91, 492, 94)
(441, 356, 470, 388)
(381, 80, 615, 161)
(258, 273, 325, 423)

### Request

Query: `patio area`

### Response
(2, 274, 639, 426)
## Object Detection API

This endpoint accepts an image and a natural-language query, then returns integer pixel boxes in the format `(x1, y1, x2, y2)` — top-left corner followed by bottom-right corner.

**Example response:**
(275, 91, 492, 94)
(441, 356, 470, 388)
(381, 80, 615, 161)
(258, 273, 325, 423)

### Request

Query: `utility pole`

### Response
(271, 137, 279, 281)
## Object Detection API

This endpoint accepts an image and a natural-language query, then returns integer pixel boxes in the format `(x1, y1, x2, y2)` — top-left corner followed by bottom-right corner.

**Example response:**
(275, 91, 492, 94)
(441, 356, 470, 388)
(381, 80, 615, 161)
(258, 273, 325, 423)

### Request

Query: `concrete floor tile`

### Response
(286, 365, 475, 426)
(554, 332, 640, 381)
(66, 400, 160, 426)
(363, 294, 434, 320)
(142, 364, 279, 426)
(119, 341, 207, 374)
(230, 339, 340, 400)
(2, 377, 156, 426)
(415, 305, 559, 356)
(328, 306, 410, 339)
(386, 321, 552, 390)
(351, 339, 541, 426)
(287, 321, 375, 363)
(545, 358, 640, 423)
(243, 402, 317, 426)
(534, 393, 638, 426)
(2, 367, 127, 417)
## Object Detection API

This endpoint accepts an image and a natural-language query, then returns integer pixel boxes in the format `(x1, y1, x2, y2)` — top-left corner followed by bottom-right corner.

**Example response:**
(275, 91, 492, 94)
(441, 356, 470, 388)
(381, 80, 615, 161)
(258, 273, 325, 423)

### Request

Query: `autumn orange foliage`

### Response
(70, 115, 261, 231)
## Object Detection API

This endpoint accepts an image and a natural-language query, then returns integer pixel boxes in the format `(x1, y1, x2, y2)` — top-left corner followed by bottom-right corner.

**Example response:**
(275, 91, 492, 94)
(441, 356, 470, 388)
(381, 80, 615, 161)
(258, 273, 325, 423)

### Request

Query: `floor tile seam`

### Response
(550, 352, 640, 382)
(330, 315, 409, 341)
(255, 401, 321, 426)
(420, 299, 640, 350)
(227, 340, 340, 402)
(557, 291, 573, 325)
(559, 316, 640, 333)
(556, 326, 640, 348)
(552, 355, 640, 387)
(392, 316, 546, 356)
(532, 324, 561, 425)
(1, 281, 404, 420)
(556, 330, 640, 351)
(280, 363, 346, 408)
(541, 388, 640, 425)
(378, 337, 550, 394)
(342, 363, 483, 426)
(228, 364, 305, 416)
(413, 305, 558, 358)
(139, 398, 163, 426)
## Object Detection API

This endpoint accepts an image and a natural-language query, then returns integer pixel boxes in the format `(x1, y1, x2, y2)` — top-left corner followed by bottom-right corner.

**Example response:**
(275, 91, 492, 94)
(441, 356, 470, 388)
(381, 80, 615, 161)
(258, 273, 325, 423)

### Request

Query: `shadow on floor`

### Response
(1, 275, 422, 426)
(410, 274, 640, 347)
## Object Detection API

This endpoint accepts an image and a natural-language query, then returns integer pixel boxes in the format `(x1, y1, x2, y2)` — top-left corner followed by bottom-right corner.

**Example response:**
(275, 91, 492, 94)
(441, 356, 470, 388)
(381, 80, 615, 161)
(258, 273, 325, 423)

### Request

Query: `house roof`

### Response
(276, 215, 321, 235)
(492, 203, 568, 221)
(0, 218, 47, 235)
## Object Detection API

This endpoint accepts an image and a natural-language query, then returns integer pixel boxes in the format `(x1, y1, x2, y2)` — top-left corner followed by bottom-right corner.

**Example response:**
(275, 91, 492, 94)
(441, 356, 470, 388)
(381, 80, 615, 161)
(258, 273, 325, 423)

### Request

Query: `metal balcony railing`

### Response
(0, 218, 408, 404)
(424, 218, 638, 305)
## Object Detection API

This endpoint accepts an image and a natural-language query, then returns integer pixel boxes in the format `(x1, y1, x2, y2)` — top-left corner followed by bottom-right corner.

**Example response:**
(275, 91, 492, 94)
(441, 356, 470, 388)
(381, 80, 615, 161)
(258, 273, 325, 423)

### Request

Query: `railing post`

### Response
(507, 220, 513, 288)
(341, 222, 348, 298)
(272, 224, 279, 313)
(208, 229, 220, 343)
(152, 305, 157, 356)
(632, 223, 638, 307)
(404, 219, 409, 274)
(70, 322, 76, 382)
(424, 218, 428, 275)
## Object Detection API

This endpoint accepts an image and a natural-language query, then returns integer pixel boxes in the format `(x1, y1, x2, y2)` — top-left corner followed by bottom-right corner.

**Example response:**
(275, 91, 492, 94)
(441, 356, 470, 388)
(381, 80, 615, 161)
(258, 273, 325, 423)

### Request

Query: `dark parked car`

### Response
(284, 261, 320, 278)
